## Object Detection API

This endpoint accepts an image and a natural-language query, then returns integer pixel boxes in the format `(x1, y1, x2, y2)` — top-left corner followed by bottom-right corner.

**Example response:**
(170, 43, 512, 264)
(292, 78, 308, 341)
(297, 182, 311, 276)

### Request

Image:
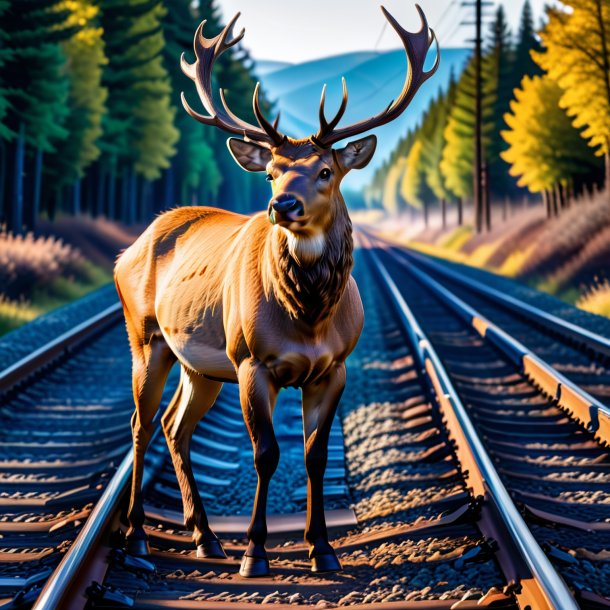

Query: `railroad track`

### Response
(361, 232, 610, 609)
(1, 235, 609, 608)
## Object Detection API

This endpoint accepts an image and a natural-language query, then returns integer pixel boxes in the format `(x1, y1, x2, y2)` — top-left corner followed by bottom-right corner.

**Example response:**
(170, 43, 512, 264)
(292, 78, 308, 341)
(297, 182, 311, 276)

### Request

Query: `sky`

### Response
(217, 0, 559, 64)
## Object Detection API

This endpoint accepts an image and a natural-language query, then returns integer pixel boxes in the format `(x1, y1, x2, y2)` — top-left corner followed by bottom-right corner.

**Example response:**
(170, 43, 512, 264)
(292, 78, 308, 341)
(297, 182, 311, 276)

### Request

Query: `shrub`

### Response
(0, 231, 84, 300)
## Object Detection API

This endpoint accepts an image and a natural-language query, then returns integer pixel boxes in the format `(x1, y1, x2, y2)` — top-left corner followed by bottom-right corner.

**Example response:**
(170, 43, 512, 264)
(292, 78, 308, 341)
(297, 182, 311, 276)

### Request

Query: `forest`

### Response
(0, 0, 274, 235)
(2, 0, 610, 330)
(365, 0, 610, 232)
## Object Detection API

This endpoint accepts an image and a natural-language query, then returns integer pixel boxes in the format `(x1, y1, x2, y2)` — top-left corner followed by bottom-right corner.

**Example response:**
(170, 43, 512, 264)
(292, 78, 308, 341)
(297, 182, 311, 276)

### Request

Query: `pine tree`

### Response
(533, 0, 610, 186)
(401, 138, 435, 226)
(514, 0, 541, 81)
(0, 1, 11, 140)
(0, 1, 12, 222)
(441, 56, 485, 200)
(421, 80, 458, 226)
(2, 0, 72, 231)
(162, 0, 221, 208)
(485, 6, 515, 198)
(501, 74, 597, 214)
(382, 158, 409, 215)
(99, 0, 179, 222)
(45, 0, 108, 209)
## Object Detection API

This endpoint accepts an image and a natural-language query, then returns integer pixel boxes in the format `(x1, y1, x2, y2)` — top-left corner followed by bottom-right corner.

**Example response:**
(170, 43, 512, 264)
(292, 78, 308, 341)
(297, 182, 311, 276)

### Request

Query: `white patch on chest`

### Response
(281, 228, 326, 265)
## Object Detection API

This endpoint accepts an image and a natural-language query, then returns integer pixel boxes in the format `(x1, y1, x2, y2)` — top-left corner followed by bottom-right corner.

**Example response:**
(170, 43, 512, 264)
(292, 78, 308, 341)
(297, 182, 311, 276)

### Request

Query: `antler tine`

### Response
(315, 5, 440, 147)
(315, 78, 349, 142)
(217, 12, 245, 50)
(181, 14, 285, 145)
(273, 112, 281, 130)
(219, 88, 257, 131)
(318, 84, 328, 131)
(253, 82, 286, 146)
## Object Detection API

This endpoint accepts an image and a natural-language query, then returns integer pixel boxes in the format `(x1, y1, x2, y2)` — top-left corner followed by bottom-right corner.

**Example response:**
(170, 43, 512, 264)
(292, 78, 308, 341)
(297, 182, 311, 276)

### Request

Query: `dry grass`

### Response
(37, 215, 141, 270)
(577, 281, 610, 317)
(517, 197, 610, 282)
(0, 228, 112, 335)
(0, 232, 83, 300)
(375, 194, 610, 318)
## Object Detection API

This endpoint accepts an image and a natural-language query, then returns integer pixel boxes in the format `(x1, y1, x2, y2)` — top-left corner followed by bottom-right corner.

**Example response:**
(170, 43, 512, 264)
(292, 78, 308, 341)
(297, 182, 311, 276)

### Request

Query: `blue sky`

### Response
(218, 0, 560, 64)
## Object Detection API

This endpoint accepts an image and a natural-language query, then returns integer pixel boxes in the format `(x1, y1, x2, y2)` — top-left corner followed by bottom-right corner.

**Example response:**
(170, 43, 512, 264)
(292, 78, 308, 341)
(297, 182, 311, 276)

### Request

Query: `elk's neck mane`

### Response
(265, 201, 353, 325)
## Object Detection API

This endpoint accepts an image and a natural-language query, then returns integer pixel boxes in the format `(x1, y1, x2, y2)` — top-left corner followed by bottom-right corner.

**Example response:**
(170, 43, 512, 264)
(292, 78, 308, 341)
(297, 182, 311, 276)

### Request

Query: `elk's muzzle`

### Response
(269, 196, 304, 225)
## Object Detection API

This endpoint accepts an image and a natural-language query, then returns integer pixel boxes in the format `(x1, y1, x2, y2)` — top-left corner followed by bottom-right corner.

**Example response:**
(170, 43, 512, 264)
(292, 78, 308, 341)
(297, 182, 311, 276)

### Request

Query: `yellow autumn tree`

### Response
(401, 140, 424, 209)
(382, 158, 408, 214)
(533, 0, 610, 183)
(501, 75, 595, 206)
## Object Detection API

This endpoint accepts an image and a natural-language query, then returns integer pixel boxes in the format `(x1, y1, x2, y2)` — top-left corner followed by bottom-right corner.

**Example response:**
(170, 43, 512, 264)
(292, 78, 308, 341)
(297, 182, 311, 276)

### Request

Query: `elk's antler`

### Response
(181, 13, 285, 147)
(312, 4, 440, 147)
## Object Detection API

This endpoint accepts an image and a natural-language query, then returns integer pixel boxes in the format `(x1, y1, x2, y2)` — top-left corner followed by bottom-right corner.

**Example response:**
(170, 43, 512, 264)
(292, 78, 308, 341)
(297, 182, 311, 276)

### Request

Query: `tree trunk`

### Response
(502, 196, 508, 222)
(164, 165, 175, 210)
(542, 190, 551, 218)
(95, 166, 106, 217)
(423, 200, 429, 228)
(483, 163, 491, 231)
(85, 172, 93, 215)
(605, 148, 610, 194)
(441, 198, 446, 229)
(31, 148, 43, 230)
(198, 175, 207, 206)
(457, 197, 463, 225)
(108, 165, 117, 219)
(11, 122, 26, 234)
(140, 179, 152, 222)
(0, 139, 6, 225)
(555, 183, 565, 211)
(120, 170, 129, 223)
(551, 186, 559, 217)
(73, 179, 81, 215)
(126, 171, 137, 225)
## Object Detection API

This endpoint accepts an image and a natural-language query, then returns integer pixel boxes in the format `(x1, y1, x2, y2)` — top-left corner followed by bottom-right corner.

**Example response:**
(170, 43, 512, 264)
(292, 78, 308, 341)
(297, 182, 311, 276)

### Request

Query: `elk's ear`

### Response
(227, 138, 272, 172)
(336, 135, 377, 171)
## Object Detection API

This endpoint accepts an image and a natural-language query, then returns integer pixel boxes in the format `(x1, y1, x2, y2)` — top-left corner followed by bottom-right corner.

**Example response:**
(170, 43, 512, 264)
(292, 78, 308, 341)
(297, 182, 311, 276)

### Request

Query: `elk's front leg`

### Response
(302, 363, 346, 572)
(238, 358, 279, 578)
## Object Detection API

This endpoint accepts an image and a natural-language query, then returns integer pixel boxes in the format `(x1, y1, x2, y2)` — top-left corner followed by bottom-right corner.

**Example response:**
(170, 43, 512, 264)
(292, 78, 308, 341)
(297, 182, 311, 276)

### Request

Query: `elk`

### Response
(114, 5, 438, 577)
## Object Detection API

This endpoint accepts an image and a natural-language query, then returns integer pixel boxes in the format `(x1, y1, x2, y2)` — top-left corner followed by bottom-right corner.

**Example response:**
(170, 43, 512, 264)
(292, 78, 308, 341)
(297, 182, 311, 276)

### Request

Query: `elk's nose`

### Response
(271, 197, 303, 215)
(269, 197, 304, 224)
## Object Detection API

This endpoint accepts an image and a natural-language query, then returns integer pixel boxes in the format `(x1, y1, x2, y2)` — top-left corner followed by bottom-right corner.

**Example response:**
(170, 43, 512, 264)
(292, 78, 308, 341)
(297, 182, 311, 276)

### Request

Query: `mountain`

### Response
(254, 47, 470, 188)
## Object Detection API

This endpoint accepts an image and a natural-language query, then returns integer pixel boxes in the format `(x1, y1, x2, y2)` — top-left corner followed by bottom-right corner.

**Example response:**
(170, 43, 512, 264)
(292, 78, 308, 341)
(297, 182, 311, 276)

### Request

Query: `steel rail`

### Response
(32, 425, 164, 610)
(363, 235, 579, 610)
(0, 296, 131, 608)
(401, 243, 610, 358)
(0, 302, 123, 392)
(372, 237, 610, 446)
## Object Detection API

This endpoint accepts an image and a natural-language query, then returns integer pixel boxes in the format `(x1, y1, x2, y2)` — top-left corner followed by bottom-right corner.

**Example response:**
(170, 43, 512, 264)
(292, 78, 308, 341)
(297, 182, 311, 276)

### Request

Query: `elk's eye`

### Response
(319, 168, 332, 181)
(265, 174, 274, 182)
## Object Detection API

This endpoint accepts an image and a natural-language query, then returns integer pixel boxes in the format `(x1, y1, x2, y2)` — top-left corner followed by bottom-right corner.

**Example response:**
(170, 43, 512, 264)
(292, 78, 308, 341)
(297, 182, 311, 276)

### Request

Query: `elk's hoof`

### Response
(311, 552, 342, 573)
(240, 554, 270, 578)
(125, 536, 151, 557)
(197, 539, 227, 559)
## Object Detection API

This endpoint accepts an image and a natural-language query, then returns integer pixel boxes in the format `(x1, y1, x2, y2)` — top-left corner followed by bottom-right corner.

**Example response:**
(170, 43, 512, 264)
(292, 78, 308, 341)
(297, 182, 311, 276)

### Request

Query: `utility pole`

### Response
(462, 0, 492, 233)
(475, 0, 483, 233)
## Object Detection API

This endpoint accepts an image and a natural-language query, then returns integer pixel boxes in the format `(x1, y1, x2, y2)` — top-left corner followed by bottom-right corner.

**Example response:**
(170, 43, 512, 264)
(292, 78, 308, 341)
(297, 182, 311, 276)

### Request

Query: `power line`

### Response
(435, 0, 460, 36)
(374, 19, 389, 51)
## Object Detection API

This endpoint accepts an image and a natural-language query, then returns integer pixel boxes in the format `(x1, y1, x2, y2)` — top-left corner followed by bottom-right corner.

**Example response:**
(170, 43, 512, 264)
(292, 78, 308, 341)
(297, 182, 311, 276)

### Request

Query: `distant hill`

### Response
(254, 47, 470, 188)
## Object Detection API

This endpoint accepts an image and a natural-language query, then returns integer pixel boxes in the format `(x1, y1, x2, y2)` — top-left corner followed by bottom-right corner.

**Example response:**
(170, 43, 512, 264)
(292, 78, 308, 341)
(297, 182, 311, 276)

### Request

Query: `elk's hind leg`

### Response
(126, 330, 176, 556)
(161, 366, 226, 558)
